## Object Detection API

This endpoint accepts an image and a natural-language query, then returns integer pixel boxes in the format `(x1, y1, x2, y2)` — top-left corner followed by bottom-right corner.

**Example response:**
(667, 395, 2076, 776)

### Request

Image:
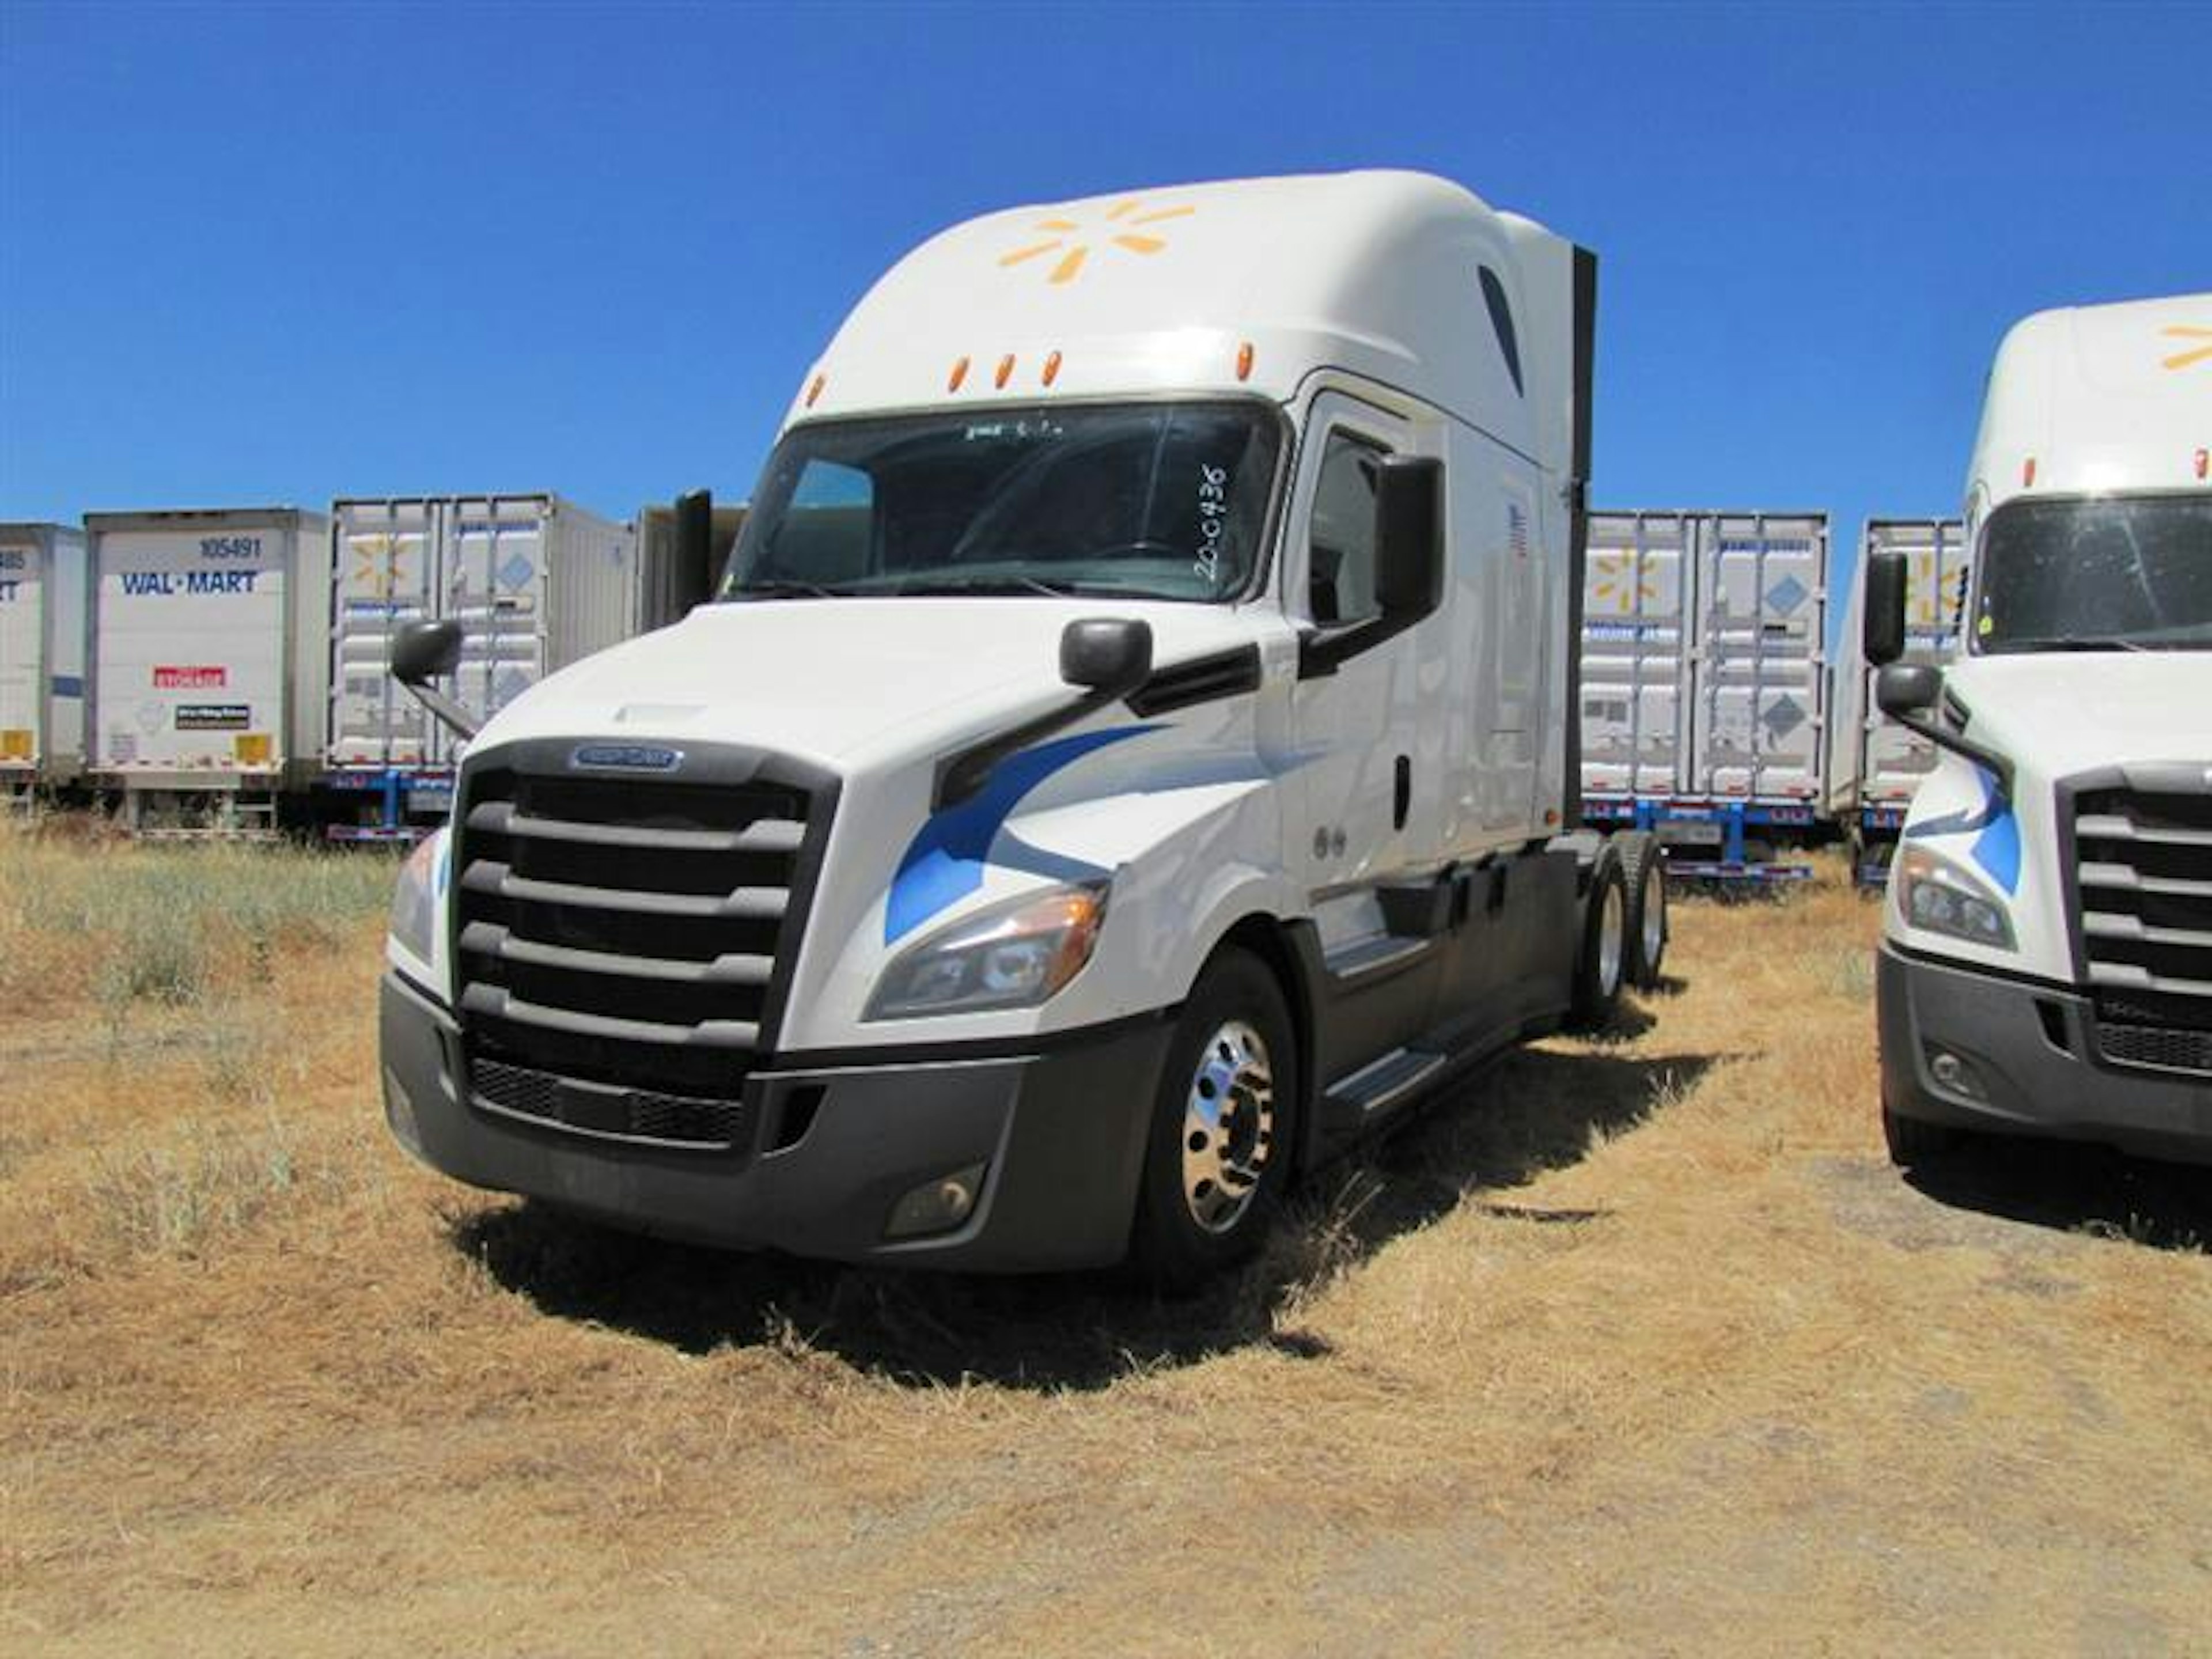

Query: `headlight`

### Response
(389, 831, 444, 965)
(1895, 843, 2014, 950)
(867, 881, 1109, 1021)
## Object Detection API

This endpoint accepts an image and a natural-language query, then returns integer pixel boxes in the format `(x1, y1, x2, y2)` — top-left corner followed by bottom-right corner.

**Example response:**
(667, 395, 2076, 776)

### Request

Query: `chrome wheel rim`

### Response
(1180, 1020, 1275, 1234)
(1640, 866, 1666, 972)
(1598, 881, 1626, 998)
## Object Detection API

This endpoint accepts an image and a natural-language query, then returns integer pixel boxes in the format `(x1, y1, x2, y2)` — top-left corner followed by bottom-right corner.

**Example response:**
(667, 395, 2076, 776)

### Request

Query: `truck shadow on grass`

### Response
(1903, 1138, 2211, 1253)
(450, 1040, 1718, 1391)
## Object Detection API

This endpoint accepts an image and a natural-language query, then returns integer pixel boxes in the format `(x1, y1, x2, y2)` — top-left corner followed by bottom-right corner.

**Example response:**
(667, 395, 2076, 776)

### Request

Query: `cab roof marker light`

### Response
(1042, 350, 1063, 387)
(2196, 446, 2207, 480)
(2022, 456, 2036, 487)
(995, 354, 1016, 389)
(805, 374, 825, 409)
(948, 356, 970, 393)
(1236, 341, 1256, 382)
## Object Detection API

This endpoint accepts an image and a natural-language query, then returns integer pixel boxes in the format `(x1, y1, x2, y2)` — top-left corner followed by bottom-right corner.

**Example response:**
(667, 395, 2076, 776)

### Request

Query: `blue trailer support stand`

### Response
(1584, 792, 1816, 886)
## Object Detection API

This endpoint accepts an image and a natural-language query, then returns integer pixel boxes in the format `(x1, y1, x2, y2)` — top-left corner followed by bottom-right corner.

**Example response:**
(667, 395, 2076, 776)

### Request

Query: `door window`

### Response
(1308, 432, 1386, 624)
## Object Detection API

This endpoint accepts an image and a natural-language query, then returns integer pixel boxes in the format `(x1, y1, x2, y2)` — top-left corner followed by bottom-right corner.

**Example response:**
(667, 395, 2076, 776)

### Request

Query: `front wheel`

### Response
(1130, 949, 1299, 1290)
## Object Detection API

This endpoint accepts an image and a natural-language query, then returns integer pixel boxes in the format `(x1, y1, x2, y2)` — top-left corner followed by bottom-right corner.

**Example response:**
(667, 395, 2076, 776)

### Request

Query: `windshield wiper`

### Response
(1994, 636, 2153, 653)
(731, 578, 844, 600)
(894, 575, 1103, 598)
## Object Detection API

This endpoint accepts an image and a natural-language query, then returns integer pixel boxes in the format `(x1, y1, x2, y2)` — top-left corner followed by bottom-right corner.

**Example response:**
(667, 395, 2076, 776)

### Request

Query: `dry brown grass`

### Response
(2, 830, 2207, 1656)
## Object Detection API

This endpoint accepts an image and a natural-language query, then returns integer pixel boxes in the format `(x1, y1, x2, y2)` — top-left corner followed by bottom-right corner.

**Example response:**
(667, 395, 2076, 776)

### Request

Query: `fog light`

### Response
(1927, 1048, 1988, 1103)
(885, 1161, 986, 1240)
(382, 1066, 425, 1155)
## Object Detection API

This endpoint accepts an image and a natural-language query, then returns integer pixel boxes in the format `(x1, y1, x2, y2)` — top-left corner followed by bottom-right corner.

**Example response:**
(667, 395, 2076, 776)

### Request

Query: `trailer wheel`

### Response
(1130, 948, 1298, 1290)
(1569, 847, 1628, 1029)
(1613, 831, 1668, 988)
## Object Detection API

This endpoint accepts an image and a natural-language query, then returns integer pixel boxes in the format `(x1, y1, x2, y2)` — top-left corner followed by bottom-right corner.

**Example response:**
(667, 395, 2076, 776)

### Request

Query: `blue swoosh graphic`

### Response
(884, 725, 1153, 944)
(1903, 764, 2020, 896)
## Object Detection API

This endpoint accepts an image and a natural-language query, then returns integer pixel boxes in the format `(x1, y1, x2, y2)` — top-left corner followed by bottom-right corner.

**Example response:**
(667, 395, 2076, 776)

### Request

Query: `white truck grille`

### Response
(450, 740, 836, 1141)
(2070, 771, 2212, 1076)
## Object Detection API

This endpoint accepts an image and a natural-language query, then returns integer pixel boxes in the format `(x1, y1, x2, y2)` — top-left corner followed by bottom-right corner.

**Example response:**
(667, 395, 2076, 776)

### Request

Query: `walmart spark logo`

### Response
(1590, 552, 1658, 615)
(2161, 325, 2211, 371)
(351, 535, 410, 600)
(999, 198, 1196, 286)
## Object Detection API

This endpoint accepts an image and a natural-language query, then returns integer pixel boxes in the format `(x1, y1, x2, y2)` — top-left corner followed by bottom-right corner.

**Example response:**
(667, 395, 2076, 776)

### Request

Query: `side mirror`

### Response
(673, 487, 715, 610)
(1059, 617, 1154, 695)
(1876, 662, 1942, 721)
(1863, 548, 1907, 667)
(391, 619, 464, 687)
(388, 619, 480, 741)
(1374, 454, 1444, 622)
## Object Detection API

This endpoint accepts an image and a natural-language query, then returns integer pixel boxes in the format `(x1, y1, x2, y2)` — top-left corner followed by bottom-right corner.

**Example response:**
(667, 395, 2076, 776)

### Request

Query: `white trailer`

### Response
(323, 494, 637, 839)
(1830, 517, 1970, 876)
(377, 170, 1669, 1283)
(1869, 291, 2212, 1168)
(0, 522, 90, 801)
(1580, 507, 1832, 878)
(85, 507, 331, 834)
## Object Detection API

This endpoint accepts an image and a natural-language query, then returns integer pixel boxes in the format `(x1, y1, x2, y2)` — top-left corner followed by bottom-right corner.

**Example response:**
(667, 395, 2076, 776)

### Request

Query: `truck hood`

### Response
(468, 597, 1269, 771)
(1947, 653, 2212, 779)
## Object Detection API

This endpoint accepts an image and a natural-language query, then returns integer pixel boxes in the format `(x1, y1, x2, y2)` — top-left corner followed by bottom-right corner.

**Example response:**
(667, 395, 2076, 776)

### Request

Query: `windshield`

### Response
(721, 402, 1283, 604)
(1975, 494, 2212, 652)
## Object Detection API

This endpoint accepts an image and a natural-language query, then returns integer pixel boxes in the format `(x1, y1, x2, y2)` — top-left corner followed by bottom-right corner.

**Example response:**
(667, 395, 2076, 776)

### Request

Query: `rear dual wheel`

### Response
(1614, 830, 1668, 990)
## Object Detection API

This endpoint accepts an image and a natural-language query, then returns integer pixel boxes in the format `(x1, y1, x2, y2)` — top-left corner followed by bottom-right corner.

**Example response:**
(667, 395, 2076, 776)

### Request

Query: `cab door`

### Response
(1286, 391, 1445, 909)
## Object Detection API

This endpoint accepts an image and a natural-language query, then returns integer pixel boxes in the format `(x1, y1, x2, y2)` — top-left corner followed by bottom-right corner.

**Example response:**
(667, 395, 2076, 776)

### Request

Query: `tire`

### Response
(1614, 831, 1668, 989)
(1130, 948, 1299, 1290)
(1569, 847, 1628, 1030)
(1881, 1095, 1960, 1166)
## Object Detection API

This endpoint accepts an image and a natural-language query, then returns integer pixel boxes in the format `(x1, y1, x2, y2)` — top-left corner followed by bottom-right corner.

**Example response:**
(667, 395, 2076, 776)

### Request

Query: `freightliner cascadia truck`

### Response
(377, 171, 1669, 1281)
(1865, 292, 2211, 1166)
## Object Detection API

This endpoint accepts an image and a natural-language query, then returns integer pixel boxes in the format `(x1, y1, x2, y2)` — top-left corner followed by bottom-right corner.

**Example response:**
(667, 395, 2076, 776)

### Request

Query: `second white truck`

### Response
(1868, 291, 2211, 1165)
(376, 171, 1669, 1279)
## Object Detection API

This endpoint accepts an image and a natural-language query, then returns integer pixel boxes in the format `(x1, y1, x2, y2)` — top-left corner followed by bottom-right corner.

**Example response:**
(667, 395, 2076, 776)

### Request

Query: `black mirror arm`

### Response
(400, 679, 482, 743)
(1886, 699, 2014, 802)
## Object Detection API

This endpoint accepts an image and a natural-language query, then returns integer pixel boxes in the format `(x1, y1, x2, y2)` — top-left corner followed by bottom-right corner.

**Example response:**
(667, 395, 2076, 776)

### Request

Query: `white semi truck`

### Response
(376, 172, 1668, 1279)
(1866, 291, 2211, 1165)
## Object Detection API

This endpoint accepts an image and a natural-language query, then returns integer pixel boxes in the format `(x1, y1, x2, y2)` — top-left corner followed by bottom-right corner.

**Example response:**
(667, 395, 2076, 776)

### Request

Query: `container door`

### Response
(0, 537, 41, 767)
(1691, 513, 1828, 804)
(93, 525, 287, 772)
(1858, 519, 1969, 809)
(1579, 512, 1691, 798)
(331, 502, 438, 768)
(442, 501, 550, 764)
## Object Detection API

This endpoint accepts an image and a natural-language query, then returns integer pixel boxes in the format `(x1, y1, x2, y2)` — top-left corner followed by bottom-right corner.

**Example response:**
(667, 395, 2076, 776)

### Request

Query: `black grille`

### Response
(452, 740, 837, 1130)
(2069, 772, 2212, 1075)
(472, 1056, 757, 1149)
(2095, 1022, 2212, 1076)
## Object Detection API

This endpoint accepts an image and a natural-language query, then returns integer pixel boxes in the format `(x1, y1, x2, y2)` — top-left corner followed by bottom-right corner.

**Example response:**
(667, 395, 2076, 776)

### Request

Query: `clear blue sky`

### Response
(2, 1, 2205, 624)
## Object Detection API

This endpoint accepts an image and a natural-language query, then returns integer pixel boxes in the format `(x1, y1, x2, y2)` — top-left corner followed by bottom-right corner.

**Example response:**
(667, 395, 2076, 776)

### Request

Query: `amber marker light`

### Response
(805, 374, 825, 408)
(1042, 350, 1063, 387)
(1236, 341, 1256, 381)
(948, 356, 970, 393)
(995, 354, 1016, 389)
(2196, 448, 2208, 480)
(2021, 456, 2037, 487)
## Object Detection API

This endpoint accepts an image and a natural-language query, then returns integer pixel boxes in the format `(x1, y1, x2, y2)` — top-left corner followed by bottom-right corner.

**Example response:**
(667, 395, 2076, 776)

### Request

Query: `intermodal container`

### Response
(1830, 517, 1972, 827)
(325, 494, 638, 772)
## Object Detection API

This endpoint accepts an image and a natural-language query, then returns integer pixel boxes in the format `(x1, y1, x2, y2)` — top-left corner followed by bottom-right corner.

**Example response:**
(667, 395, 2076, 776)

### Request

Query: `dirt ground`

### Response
(2, 836, 2207, 1656)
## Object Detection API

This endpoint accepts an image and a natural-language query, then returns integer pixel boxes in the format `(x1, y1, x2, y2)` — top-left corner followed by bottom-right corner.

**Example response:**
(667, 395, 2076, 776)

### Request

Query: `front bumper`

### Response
(378, 971, 1175, 1270)
(1877, 942, 2212, 1165)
